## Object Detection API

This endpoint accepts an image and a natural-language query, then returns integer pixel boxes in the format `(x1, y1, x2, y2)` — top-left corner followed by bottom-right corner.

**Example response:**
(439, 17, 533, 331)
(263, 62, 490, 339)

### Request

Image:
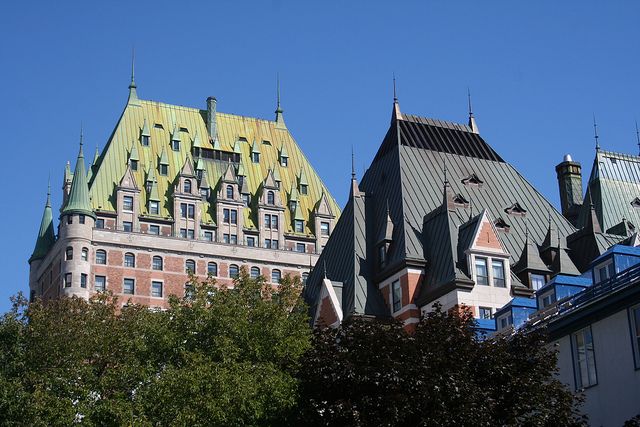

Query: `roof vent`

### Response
(461, 173, 484, 187)
(505, 202, 527, 216)
(494, 217, 510, 232)
(631, 197, 640, 208)
(563, 154, 572, 162)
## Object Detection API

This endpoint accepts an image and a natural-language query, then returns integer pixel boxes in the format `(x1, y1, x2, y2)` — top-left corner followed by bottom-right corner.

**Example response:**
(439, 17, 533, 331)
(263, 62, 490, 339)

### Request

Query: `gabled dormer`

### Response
(251, 139, 260, 163)
(128, 141, 140, 172)
(298, 168, 309, 195)
(461, 172, 484, 187)
(176, 155, 198, 197)
(279, 144, 289, 167)
(288, 183, 299, 212)
(116, 163, 141, 232)
(171, 123, 181, 151)
(140, 118, 151, 147)
(261, 170, 282, 206)
(504, 202, 527, 217)
(158, 145, 169, 176)
(512, 231, 551, 291)
(192, 130, 203, 158)
(314, 191, 335, 252)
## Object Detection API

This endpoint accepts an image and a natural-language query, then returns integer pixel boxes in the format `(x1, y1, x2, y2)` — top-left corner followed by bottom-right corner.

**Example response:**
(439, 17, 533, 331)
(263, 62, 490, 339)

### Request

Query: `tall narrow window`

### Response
(267, 191, 275, 205)
(300, 184, 308, 195)
(184, 283, 195, 299)
(208, 262, 218, 276)
(264, 214, 271, 229)
(321, 222, 330, 236)
(123, 196, 134, 211)
(65, 246, 73, 261)
(123, 278, 135, 295)
(302, 272, 309, 285)
(130, 160, 138, 171)
(95, 275, 106, 292)
(392, 280, 401, 312)
(124, 253, 135, 268)
(295, 220, 304, 233)
(475, 257, 489, 286)
(64, 273, 72, 288)
(531, 274, 546, 291)
(251, 267, 260, 279)
(141, 135, 150, 146)
(185, 259, 196, 274)
(252, 152, 260, 163)
(223, 209, 230, 224)
(149, 201, 159, 215)
(160, 164, 168, 176)
(187, 204, 195, 219)
(152, 256, 163, 271)
(229, 264, 239, 279)
(230, 210, 237, 225)
(96, 249, 107, 265)
(226, 185, 234, 199)
(184, 179, 192, 193)
(272, 215, 278, 230)
(271, 269, 281, 283)
(572, 327, 597, 389)
(81, 248, 88, 261)
(492, 260, 506, 287)
(80, 273, 87, 289)
(151, 281, 163, 298)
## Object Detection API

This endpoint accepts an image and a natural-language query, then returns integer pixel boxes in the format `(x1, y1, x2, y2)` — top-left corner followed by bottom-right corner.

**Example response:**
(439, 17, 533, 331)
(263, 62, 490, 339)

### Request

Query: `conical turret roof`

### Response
(30, 185, 56, 263)
(62, 140, 95, 218)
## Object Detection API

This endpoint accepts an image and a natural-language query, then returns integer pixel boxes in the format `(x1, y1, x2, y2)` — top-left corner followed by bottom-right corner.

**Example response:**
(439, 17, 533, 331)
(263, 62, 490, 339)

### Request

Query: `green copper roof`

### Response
(298, 167, 309, 186)
(192, 131, 203, 149)
(280, 144, 289, 159)
(30, 185, 56, 263)
(141, 118, 151, 137)
(236, 162, 246, 177)
(171, 123, 181, 142)
(62, 142, 95, 218)
(251, 139, 261, 153)
(289, 184, 299, 201)
(129, 141, 140, 161)
(159, 145, 169, 165)
(148, 176, 161, 202)
(293, 201, 305, 221)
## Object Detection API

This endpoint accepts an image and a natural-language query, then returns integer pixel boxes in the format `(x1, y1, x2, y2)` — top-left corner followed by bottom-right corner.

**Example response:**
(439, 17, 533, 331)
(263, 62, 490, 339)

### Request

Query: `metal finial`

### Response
(351, 146, 355, 179)
(79, 122, 84, 146)
(467, 87, 473, 117)
(443, 161, 448, 184)
(593, 114, 600, 151)
(129, 47, 136, 89)
(393, 73, 397, 103)
(276, 73, 282, 113)
(635, 120, 640, 156)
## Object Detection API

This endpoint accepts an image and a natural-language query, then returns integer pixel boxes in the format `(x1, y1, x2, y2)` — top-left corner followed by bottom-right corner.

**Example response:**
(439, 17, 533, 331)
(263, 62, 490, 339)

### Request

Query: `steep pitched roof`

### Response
(62, 142, 95, 218)
(30, 186, 56, 263)
(512, 230, 551, 274)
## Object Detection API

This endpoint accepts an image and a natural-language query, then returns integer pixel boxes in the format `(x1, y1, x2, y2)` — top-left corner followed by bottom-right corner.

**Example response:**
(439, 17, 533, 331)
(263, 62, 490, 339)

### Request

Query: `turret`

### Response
(29, 183, 56, 300)
(555, 154, 583, 226)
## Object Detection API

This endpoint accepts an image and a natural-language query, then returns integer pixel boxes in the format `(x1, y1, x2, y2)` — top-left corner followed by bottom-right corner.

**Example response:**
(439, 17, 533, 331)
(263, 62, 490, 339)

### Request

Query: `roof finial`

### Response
(467, 87, 473, 117)
(46, 173, 51, 207)
(129, 47, 136, 89)
(593, 113, 600, 151)
(393, 73, 397, 103)
(276, 73, 282, 113)
(79, 122, 84, 148)
(443, 161, 448, 184)
(467, 88, 479, 134)
(635, 120, 640, 156)
(351, 146, 355, 180)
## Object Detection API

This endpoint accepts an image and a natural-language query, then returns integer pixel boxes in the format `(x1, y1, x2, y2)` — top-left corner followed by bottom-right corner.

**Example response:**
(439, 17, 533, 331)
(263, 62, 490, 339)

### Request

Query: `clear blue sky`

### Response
(1, 1, 639, 313)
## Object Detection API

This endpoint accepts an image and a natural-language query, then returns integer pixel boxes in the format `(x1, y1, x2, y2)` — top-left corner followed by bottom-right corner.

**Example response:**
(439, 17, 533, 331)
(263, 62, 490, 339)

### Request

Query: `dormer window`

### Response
(492, 260, 506, 287)
(252, 152, 260, 163)
(504, 202, 527, 217)
(474, 257, 489, 286)
(300, 184, 308, 195)
(172, 139, 180, 151)
(141, 135, 150, 146)
(184, 179, 192, 194)
(267, 191, 275, 205)
(130, 160, 138, 171)
(452, 193, 469, 208)
(461, 173, 484, 187)
(294, 219, 304, 233)
(281, 157, 288, 167)
(289, 200, 297, 211)
(149, 200, 159, 215)
(226, 185, 234, 199)
(159, 164, 168, 176)
(494, 217, 510, 233)
(200, 188, 209, 199)
(632, 197, 640, 209)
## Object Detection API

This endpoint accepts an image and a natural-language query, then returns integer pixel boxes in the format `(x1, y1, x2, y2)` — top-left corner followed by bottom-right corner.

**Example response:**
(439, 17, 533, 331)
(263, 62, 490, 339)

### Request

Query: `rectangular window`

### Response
(252, 152, 260, 163)
(95, 218, 105, 229)
(629, 305, 640, 369)
(572, 327, 597, 389)
(180, 228, 187, 238)
(223, 234, 230, 244)
(123, 196, 134, 212)
(64, 273, 72, 288)
(230, 234, 237, 244)
(223, 209, 230, 224)
(531, 274, 546, 291)
(160, 164, 168, 176)
(230, 209, 237, 225)
(67, 215, 73, 224)
(541, 292, 556, 308)
(272, 240, 279, 249)
(188, 204, 195, 219)
(272, 215, 278, 230)
(264, 214, 271, 228)
(296, 243, 305, 253)
(95, 275, 106, 292)
(475, 257, 489, 286)
(79, 215, 86, 224)
(242, 194, 250, 206)
(187, 229, 195, 240)
(479, 307, 492, 320)
(596, 261, 616, 283)
(80, 273, 87, 289)
(392, 280, 401, 312)
(321, 222, 330, 236)
(151, 281, 163, 298)
(247, 236, 256, 247)
(131, 160, 138, 171)
(141, 135, 149, 146)
(181, 203, 187, 219)
(149, 201, 159, 215)
(295, 220, 304, 233)
(123, 278, 135, 295)
(492, 260, 506, 287)
(149, 225, 160, 235)
(204, 231, 213, 242)
(123, 221, 133, 232)
(264, 239, 271, 249)
(300, 184, 308, 195)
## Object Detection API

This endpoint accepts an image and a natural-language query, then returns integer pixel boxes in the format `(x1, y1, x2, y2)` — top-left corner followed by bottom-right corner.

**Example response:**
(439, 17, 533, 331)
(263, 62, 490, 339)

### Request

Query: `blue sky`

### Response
(1, 1, 639, 312)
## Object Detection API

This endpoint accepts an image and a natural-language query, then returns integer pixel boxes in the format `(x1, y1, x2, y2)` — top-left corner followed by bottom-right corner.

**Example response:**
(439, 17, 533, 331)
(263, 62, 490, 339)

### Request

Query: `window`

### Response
(123, 278, 135, 295)
(479, 307, 493, 320)
(302, 272, 309, 285)
(95, 275, 106, 292)
(200, 188, 209, 199)
(66, 246, 73, 260)
(184, 283, 195, 299)
(149, 201, 159, 215)
(251, 267, 260, 279)
(223, 234, 230, 244)
(629, 305, 640, 369)
(271, 269, 281, 283)
(184, 179, 192, 193)
(204, 231, 213, 242)
(141, 135, 149, 146)
(95, 218, 105, 229)
(229, 264, 239, 279)
(295, 220, 304, 233)
(187, 229, 195, 240)
(300, 184, 308, 195)
(80, 273, 87, 289)
(79, 215, 86, 224)
(296, 243, 305, 253)
(492, 260, 506, 287)
(475, 257, 489, 286)
(499, 315, 513, 329)
(378, 245, 386, 268)
(321, 222, 330, 236)
(226, 185, 234, 199)
(208, 262, 218, 276)
(67, 215, 73, 224)
(180, 228, 187, 238)
(541, 292, 556, 308)
(289, 200, 297, 211)
(264, 239, 272, 249)
(123, 196, 134, 211)
(151, 281, 163, 298)
(96, 250, 106, 265)
(224, 209, 230, 224)
(185, 259, 196, 274)
(242, 194, 250, 206)
(152, 256, 163, 271)
(272, 240, 279, 249)
(123, 221, 133, 232)
(264, 214, 271, 228)
(180, 203, 187, 218)
(572, 327, 597, 389)
(160, 164, 168, 176)
(271, 215, 278, 230)
(172, 139, 180, 151)
(131, 160, 138, 171)
(149, 225, 160, 235)
(230, 234, 237, 244)
(596, 261, 616, 283)
(252, 152, 260, 163)
(531, 274, 546, 291)
(281, 157, 288, 167)
(246, 236, 256, 247)
(124, 253, 135, 267)
(230, 209, 237, 225)
(64, 273, 72, 288)
(267, 191, 275, 205)
(392, 280, 401, 312)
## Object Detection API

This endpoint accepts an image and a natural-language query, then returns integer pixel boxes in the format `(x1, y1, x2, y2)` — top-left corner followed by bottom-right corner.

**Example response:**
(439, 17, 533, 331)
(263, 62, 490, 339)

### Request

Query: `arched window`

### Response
(208, 262, 218, 276)
(185, 259, 196, 274)
(251, 267, 260, 279)
(81, 247, 89, 261)
(226, 185, 234, 199)
(184, 282, 195, 299)
(229, 264, 239, 279)
(271, 269, 281, 283)
(65, 246, 73, 261)
(267, 191, 275, 205)
(302, 272, 309, 285)
(184, 179, 192, 193)
(124, 253, 135, 268)
(152, 256, 163, 271)
(95, 249, 107, 265)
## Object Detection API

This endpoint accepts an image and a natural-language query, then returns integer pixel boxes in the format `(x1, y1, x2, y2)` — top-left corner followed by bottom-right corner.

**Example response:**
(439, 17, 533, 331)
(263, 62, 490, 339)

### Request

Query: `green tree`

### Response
(297, 304, 587, 427)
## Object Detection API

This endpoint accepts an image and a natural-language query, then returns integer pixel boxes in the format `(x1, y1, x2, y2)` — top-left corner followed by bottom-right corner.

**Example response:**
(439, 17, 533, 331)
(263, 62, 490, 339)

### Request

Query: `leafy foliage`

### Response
(296, 304, 587, 427)
(0, 270, 310, 426)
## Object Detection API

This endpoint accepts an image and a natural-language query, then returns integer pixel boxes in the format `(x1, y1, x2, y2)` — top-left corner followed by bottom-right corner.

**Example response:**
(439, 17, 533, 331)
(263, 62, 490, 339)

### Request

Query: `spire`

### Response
(391, 74, 402, 123)
(586, 193, 602, 233)
(351, 146, 356, 180)
(636, 120, 640, 156)
(62, 129, 95, 219)
(30, 181, 56, 263)
(593, 114, 600, 151)
(467, 88, 479, 134)
(128, 48, 138, 102)
(275, 74, 286, 129)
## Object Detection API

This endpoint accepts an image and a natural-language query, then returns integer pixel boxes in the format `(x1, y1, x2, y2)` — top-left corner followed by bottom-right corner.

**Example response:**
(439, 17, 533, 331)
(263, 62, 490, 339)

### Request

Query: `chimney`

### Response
(555, 154, 583, 226)
(206, 97, 217, 140)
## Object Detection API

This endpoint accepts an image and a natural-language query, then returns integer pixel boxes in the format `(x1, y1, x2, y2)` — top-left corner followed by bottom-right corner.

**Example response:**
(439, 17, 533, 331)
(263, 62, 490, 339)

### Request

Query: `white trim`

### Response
(393, 303, 418, 317)
(313, 278, 343, 326)
(403, 317, 420, 326)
